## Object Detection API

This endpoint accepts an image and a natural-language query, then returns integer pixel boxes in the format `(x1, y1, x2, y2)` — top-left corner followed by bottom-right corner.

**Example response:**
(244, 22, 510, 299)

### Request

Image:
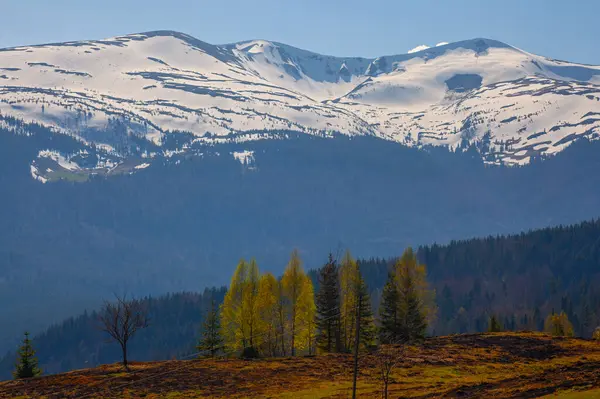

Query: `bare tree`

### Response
(98, 294, 149, 370)
(376, 346, 403, 399)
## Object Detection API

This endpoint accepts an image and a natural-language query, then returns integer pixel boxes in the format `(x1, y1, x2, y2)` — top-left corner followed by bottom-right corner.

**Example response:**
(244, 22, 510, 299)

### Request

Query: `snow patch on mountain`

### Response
(408, 44, 431, 53)
(38, 150, 80, 171)
(0, 30, 599, 176)
(231, 150, 255, 165)
(30, 164, 48, 183)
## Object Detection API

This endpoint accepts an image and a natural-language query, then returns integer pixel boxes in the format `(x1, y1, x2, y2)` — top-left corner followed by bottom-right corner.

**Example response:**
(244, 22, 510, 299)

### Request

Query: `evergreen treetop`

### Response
(197, 299, 224, 357)
(378, 248, 433, 344)
(488, 315, 503, 332)
(316, 254, 341, 353)
(13, 332, 41, 379)
(356, 271, 377, 349)
(379, 271, 401, 344)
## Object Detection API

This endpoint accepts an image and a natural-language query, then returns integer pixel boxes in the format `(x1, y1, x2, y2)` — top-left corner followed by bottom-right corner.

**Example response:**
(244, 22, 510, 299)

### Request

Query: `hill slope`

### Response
(3, 217, 600, 379)
(1, 333, 600, 398)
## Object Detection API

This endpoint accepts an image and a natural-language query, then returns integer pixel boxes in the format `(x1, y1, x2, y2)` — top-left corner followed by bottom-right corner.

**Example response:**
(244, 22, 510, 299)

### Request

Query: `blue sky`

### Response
(1, 0, 599, 64)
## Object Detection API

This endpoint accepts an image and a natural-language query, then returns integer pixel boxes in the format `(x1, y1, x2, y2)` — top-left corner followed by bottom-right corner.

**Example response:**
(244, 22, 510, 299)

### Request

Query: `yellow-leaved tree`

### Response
(221, 251, 316, 357)
(544, 311, 574, 337)
(243, 259, 260, 349)
(338, 250, 377, 351)
(339, 250, 359, 352)
(395, 247, 437, 342)
(275, 276, 287, 356)
(256, 273, 279, 357)
(297, 274, 317, 355)
(220, 258, 260, 353)
(281, 249, 315, 356)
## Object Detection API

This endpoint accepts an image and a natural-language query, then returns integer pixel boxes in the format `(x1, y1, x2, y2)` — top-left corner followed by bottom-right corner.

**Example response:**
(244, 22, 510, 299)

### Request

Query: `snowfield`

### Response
(0, 30, 599, 178)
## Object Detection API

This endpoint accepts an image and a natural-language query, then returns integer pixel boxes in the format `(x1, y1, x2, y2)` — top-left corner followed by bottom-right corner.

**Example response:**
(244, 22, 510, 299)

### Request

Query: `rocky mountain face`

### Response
(0, 31, 599, 183)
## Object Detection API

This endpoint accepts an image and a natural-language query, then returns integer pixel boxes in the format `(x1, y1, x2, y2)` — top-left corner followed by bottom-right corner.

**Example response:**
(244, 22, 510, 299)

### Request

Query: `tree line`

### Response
(217, 250, 316, 357)
(8, 217, 600, 379)
(196, 248, 435, 359)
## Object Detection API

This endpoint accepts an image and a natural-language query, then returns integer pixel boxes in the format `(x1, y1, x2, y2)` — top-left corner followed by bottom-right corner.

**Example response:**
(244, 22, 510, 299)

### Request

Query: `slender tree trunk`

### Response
(250, 322, 253, 348)
(308, 321, 313, 355)
(291, 315, 296, 356)
(336, 318, 342, 353)
(327, 322, 331, 352)
(122, 341, 128, 370)
(352, 294, 362, 399)
(279, 308, 286, 356)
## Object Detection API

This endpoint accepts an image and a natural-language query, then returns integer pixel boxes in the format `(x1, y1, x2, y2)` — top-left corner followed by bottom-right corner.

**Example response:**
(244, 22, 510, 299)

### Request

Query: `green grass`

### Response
(543, 388, 600, 398)
(47, 170, 89, 182)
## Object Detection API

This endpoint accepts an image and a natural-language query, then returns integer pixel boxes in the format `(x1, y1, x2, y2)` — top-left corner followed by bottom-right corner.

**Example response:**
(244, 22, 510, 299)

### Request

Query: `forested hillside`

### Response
(2, 219, 600, 380)
(0, 289, 225, 380)
(360, 219, 600, 337)
(3, 121, 600, 354)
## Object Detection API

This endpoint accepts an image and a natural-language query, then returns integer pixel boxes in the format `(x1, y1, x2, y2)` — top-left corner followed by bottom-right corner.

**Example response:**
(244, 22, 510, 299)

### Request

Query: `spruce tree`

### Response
(402, 273, 427, 342)
(316, 254, 341, 353)
(488, 315, 503, 332)
(379, 271, 401, 344)
(13, 332, 41, 379)
(197, 300, 224, 357)
(357, 272, 377, 349)
(395, 248, 432, 343)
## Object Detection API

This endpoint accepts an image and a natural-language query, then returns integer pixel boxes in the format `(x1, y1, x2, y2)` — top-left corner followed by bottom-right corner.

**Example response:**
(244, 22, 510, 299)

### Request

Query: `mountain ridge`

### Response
(0, 30, 599, 183)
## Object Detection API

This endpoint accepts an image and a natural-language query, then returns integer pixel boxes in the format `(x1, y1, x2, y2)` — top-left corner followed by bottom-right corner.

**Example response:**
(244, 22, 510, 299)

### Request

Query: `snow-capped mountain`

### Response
(1, 31, 599, 180)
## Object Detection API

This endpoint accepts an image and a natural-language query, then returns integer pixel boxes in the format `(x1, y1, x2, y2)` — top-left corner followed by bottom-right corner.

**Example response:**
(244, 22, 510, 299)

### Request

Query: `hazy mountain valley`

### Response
(1, 26, 600, 398)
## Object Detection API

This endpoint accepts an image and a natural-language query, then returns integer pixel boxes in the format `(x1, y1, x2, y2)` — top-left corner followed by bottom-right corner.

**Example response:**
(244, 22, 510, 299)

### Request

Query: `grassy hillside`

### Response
(2, 332, 600, 398)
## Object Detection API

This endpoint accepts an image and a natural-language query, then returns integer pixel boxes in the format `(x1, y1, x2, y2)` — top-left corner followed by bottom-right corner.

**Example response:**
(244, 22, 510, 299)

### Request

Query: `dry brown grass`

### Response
(2, 332, 600, 398)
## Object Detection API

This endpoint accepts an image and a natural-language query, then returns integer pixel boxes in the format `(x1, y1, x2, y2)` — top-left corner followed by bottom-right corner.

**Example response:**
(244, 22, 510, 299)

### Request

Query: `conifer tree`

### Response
(339, 251, 376, 351)
(488, 315, 503, 332)
(379, 271, 401, 344)
(197, 300, 223, 357)
(13, 332, 41, 379)
(394, 248, 435, 343)
(316, 254, 341, 353)
(357, 271, 377, 349)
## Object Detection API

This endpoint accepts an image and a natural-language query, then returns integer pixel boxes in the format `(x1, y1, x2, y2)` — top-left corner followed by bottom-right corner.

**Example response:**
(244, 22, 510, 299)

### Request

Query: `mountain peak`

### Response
(402, 37, 519, 57)
(0, 31, 599, 170)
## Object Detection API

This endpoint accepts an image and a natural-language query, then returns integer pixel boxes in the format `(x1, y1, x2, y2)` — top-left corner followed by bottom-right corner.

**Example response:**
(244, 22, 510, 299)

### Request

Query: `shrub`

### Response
(488, 315, 503, 332)
(241, 346, 260, 359)
(544, 312, 574, 337)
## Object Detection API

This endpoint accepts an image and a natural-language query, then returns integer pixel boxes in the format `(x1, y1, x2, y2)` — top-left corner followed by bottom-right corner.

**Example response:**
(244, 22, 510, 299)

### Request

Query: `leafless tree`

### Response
(98, 294, 149, 370)
(376, 345, 403, 399)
